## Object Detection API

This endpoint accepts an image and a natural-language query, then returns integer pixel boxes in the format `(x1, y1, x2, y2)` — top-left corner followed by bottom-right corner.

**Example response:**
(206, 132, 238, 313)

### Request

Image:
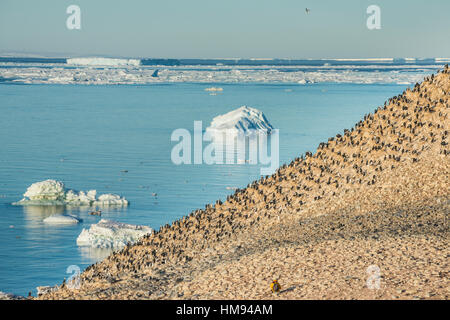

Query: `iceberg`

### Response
(206, 106, 273, 137)
(93, 194, 128, 206)
(67, 57, 141, 67)
(23, 180, 65, 201)
(13, 180, 128, 207)
(204, 87, 223, 92)
(76, 219, 152, 249)
(43, 214, 82, 224)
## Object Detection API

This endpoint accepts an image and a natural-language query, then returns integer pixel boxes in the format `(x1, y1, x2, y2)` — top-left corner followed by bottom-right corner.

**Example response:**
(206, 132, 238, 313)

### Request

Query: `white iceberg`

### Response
(23, 180, 65, 201)
(67, 57, 141, 67)
(13, 180, 128, 207)
(43, 214, 82, 225)
(206, 106, 273, 137)
(64, 189, 97, 205)
(76, 219, 152, 249)
(204, 87, 223, 92)
(93, 194, 128, 206)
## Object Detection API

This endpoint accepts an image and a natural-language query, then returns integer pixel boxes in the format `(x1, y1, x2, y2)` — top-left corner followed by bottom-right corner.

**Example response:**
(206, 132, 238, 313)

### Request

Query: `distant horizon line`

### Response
(0, 52, 449, 61)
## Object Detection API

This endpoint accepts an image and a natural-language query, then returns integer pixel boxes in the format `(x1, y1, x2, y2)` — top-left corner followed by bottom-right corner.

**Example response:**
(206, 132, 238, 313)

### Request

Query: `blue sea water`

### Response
(0, 80, 408, 296)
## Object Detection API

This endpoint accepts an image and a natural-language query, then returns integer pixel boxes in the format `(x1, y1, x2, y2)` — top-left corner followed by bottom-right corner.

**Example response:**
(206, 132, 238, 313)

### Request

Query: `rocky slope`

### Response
(39, 66, 449, 300)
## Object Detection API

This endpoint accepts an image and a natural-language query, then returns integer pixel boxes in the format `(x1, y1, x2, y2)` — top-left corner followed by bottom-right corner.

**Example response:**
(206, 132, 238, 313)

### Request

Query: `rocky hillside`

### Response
(40, 66, 449, 300)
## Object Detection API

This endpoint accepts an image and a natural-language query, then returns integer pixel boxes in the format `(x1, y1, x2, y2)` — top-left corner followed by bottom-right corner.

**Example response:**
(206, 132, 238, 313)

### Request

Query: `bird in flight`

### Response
(305, 8, 310, 14)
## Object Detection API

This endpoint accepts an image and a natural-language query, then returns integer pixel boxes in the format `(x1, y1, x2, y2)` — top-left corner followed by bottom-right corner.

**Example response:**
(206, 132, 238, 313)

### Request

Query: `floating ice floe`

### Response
(206, 106, 273, 137)
(76, 219, 152, 249)
(12, 180, 128, 207)
(43, 214, 82, 225)
(204, 87, 223, 92)
(67, 57, 141, 67)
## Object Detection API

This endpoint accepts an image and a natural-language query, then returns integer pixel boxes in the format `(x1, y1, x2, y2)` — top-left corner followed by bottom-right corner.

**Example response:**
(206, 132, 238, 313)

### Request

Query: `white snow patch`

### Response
(76, 219, 152, 249)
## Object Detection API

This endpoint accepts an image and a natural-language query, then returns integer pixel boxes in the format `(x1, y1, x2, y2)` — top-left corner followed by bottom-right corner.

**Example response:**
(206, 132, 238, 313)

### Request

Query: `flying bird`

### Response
(305, 8, 310, 14)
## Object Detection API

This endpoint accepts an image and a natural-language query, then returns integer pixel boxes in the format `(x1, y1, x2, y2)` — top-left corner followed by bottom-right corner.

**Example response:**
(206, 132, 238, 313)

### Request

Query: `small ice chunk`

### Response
(43, 214, 82, 224)
(76, 219, 152, 249)
(93, 194, 129, 206)
(205, 87, 223, 92)
(65, 189, 97, 205)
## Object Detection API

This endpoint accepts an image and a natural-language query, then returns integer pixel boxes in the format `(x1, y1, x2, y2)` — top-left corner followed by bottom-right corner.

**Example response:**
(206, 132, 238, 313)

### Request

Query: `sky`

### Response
(0, 0, 449, 58)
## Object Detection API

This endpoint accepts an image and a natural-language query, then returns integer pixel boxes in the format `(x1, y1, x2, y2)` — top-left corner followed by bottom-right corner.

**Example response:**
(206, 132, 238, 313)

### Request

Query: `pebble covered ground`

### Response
(36, 67, 449, 300)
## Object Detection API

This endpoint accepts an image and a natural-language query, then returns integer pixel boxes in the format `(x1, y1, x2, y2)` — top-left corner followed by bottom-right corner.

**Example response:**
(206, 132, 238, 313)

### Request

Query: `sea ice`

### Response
(76, 219, 152, 249)
(23, 179, 65, 201)
(13, 180, 128, 207)
(206, 106, 273, 137)
(0, 62, 439, 85)
(204, 87, 223, 92)
(67, 57, 141, 67)
(93, 194, 129, 206)
(43, 214, 82, 224)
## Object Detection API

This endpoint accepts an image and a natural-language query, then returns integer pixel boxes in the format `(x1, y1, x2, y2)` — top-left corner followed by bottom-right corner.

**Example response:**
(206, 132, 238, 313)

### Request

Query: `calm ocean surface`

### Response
(0, 81, 407, 295)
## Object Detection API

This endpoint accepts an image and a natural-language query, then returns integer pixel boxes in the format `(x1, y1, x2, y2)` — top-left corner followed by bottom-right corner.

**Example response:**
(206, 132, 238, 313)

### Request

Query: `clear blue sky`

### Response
(1, 0, 449, 58)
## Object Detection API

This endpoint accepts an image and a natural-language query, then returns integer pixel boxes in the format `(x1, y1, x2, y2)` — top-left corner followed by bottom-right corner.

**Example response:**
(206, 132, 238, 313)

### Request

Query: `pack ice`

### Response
(76, 219, 152, 249)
